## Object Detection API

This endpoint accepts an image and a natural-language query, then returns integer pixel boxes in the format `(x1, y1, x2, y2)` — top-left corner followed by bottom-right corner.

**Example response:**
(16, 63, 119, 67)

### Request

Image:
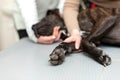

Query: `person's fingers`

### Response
(63, 37, 73, 43)
(37, 36, 56, 44)
(41, 36, 56, 41)
(41, 40, 54, 44)
(47, 36, 56, 41)
(55, 31, 62, 41)
(75, 37, 81, 49)
(38, 41, 54, 44)
(52, 26, 60, 37)
(64, 36, 82, 49)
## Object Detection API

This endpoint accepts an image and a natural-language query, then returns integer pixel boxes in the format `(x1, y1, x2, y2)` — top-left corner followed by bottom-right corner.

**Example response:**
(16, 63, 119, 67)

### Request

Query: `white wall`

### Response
(0, 0, 19, 51)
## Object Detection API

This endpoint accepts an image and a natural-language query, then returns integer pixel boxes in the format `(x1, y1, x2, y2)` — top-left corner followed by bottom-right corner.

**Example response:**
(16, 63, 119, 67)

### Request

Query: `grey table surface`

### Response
(0, 38, 120, 80)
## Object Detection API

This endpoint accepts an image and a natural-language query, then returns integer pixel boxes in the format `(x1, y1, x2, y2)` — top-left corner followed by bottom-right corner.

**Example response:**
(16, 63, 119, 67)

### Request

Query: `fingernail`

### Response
(76, 46, 79, 49)
(52, 36, 56, 39)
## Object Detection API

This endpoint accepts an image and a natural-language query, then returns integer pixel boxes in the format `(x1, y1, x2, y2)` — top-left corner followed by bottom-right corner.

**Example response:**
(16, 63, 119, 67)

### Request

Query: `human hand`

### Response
(37, 26, 61, 44)
(64, 29, 82, 49)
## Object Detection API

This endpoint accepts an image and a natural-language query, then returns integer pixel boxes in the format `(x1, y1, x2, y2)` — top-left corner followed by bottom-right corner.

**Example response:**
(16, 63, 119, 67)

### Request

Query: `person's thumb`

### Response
(63, 37, 73, 43)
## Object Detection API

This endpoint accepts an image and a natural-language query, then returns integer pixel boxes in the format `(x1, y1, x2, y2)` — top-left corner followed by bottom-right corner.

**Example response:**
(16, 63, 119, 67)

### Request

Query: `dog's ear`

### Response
(46, 8, 60, 16)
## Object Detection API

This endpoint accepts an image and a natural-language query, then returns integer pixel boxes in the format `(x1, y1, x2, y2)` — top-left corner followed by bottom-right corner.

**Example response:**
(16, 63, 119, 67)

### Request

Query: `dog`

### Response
(32, 8, 119, 66)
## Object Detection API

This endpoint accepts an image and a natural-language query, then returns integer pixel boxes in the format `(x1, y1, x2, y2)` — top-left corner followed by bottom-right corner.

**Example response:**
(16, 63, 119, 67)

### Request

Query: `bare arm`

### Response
(63, 0, 82, 49)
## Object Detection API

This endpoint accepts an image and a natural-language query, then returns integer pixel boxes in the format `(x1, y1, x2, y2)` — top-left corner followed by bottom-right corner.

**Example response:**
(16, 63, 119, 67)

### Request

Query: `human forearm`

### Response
(63, 0, 82, 49)
(63, 0, 80, 35)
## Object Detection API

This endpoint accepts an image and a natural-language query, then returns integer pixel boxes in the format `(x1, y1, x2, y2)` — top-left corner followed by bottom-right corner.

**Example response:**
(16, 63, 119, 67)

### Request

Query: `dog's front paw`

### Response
(96, 51, 112, 67)
(49, 46, 66, 65)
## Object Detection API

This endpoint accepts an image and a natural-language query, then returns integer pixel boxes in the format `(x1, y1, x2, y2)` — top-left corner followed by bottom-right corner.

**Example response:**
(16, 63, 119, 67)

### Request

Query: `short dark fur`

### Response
(32, 8, 120, 66)
(32, 9, 65, 38)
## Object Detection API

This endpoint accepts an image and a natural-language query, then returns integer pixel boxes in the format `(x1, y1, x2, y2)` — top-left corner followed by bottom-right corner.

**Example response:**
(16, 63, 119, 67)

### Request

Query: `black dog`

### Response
(32, 8, 118, 66)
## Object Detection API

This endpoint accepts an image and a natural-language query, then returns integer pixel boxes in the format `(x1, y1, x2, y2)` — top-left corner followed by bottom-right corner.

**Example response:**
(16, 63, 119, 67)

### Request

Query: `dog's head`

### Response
(32, 9, 65, 38)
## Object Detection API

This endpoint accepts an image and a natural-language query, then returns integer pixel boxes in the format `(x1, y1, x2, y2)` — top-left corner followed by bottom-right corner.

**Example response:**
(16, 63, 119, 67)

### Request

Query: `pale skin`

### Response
(37, 26, 61, 44)
(38, 11, 81, 49)
(37, 25, 81, 50)
(64, 29, 82, 49)
(63, 0, 82, 49)
(37, 14, 63, 44)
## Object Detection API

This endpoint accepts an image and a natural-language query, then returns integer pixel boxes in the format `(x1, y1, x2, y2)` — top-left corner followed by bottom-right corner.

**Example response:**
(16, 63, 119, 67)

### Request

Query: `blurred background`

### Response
(0, 0, 19, 51)
(0, 0, 65, 51)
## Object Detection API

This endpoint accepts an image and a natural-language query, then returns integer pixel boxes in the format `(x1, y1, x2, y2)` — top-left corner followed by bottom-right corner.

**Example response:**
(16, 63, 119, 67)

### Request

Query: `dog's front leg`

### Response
(82, 40, 111, 66)
(83, 16, 117, 66)
(49, 42, 76, 65)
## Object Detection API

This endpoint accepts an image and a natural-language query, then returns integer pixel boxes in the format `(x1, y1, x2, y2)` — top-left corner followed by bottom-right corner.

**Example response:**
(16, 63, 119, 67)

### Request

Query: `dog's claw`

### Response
(97, 51, 111, 67)
(49, 47, 66, 65)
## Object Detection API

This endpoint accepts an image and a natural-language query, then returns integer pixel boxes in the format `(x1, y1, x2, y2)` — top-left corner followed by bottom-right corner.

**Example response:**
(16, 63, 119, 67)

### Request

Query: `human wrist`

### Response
(71, 29, 81, 36)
